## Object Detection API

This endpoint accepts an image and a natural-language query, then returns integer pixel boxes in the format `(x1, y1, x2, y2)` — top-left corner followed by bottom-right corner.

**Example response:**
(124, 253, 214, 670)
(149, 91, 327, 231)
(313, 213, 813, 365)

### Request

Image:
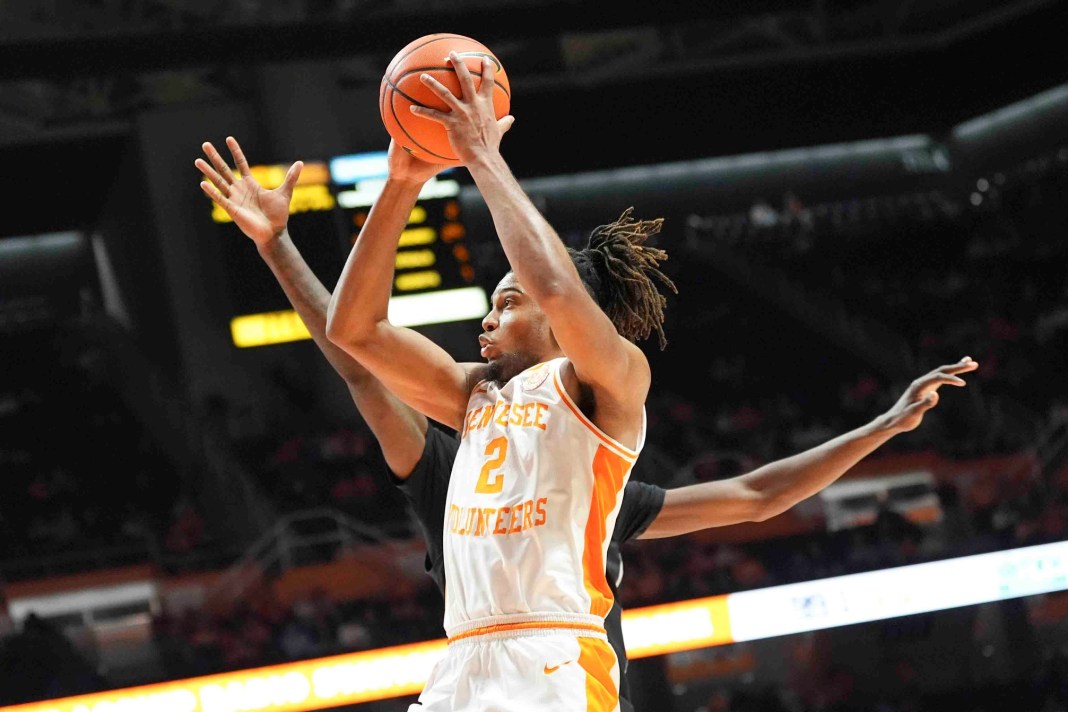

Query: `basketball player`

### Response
(322, 50, 678, 709)
(198, 134, 978, 711)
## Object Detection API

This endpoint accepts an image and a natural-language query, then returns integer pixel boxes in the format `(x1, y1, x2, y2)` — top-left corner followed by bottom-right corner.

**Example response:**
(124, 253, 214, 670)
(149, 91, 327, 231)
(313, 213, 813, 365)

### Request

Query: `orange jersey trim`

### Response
(551, 368, 638, 461)
(578, 637, 619, 711)
(447, 620, 606, 644)
(582, 445, 630, 618)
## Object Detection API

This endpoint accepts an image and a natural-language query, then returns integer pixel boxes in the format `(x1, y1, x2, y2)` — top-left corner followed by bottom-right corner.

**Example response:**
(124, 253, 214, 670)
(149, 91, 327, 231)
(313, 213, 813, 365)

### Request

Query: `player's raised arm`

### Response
(414, 54, 674, 444)
(642, 357, 979, 538)
(325, 141, 486, 432)
(197, 136, 431, 477)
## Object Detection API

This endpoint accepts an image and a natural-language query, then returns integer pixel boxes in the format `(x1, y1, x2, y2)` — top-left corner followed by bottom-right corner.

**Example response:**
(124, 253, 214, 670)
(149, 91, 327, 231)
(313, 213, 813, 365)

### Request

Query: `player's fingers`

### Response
(227, 136, 252, 178)
(280, 161, 303, 194)
(937, 357, 979, 376)
(410, 104, 450, 124)
(479, 56, 498, 97)
(498, 115, 515, 134)
(420, 73, 463, 111)
(202, 142, 237, 184)
(918, 373, 968, 390)
(200, 181, 233, 215)
(449, 51, 477, 99)
(194, 158, 231, 197)
(914, 359, 974, 388)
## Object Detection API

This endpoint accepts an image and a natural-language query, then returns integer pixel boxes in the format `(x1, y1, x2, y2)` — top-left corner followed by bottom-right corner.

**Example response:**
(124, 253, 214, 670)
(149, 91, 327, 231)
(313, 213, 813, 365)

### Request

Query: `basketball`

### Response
(379, 33, 511, 165)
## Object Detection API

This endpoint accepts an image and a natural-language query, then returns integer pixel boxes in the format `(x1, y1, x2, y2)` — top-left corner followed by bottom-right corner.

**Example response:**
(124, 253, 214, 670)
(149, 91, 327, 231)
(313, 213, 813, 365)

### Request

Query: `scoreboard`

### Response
(215, 152, 488, 348)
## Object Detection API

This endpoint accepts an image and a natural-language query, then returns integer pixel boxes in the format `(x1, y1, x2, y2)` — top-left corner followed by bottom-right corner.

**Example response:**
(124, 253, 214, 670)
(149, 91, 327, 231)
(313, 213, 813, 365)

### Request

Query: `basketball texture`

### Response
(380, 33, 511, 165)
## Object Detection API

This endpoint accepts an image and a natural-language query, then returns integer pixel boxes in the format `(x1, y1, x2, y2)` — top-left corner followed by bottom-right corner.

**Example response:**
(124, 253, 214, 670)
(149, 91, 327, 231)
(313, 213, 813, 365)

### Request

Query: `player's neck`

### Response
(534, 346, 566, 365)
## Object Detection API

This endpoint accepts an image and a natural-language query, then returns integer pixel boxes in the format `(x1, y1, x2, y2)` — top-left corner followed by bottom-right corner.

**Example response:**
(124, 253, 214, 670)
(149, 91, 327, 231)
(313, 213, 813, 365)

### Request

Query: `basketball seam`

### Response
(382, 35, 506, 163)
(386, 34, 474, 82)
(391, 66, 511, 100)
(385, 83, 456, 162)
(385, 78, 429, 110)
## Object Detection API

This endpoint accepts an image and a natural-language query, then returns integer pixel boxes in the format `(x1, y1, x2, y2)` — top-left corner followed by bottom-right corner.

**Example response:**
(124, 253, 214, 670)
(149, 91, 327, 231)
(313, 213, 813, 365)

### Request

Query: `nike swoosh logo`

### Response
(543, 660, 574, 674)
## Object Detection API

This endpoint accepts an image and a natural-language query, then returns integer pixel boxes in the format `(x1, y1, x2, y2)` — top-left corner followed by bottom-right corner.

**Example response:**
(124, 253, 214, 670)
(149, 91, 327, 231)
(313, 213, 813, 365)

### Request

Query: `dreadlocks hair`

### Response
(568, 207, 678, 350)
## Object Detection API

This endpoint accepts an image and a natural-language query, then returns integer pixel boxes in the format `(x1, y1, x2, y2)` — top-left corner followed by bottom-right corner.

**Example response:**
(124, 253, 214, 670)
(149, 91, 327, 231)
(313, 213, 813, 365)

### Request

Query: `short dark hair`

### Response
(568, 208, 677, 349)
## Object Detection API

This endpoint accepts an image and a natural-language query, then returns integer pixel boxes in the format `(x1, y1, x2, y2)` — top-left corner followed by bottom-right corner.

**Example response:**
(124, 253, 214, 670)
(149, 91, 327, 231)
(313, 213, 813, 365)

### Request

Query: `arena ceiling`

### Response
(1, 0, 1064, 144)
(0, 0, 1065, 235)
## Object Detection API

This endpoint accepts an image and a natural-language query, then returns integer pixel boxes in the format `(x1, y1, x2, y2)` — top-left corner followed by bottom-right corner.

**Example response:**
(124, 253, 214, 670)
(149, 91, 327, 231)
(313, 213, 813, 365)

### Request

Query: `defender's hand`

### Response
(196, 136, 301, 246)
(881, 357, 979, 434)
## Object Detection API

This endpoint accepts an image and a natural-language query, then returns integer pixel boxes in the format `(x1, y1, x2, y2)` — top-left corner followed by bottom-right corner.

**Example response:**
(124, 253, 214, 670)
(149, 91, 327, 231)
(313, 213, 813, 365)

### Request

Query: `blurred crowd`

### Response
(691, 144, 1068, 462)
(672, 639, 1068, 712)
(149, 581, 443, 680)
(233, 415, 409, 530)
(0, 318, 195, 576)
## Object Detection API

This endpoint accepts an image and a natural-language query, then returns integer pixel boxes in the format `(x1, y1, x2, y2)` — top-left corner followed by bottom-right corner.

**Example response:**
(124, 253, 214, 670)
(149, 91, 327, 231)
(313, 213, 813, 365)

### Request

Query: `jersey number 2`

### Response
(475, 437, 508, 494)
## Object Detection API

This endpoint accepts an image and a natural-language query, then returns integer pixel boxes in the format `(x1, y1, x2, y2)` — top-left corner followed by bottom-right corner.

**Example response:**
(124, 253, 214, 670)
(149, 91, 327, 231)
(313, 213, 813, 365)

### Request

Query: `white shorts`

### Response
(409, 628, 620, 712)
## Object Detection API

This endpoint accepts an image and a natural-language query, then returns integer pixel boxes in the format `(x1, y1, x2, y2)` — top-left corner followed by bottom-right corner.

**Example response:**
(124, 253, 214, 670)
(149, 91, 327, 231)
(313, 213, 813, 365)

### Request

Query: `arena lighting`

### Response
(329, 152, 456, 185)
(7, 541, 1066, 712)
(336, 177, 460, 209)
(329, 151, 459, 209)
(230, 310, 313, 348)
(209, 163, 335, 224)
(0, 640, 448, 712)
(383, 286, 489, 328)
(952, 82, 1068, 140)
(328, 151, 390, 184)
(211, 185, 335, 224)
(726, 538, 1068, 642)
(229, 287, 490, 347)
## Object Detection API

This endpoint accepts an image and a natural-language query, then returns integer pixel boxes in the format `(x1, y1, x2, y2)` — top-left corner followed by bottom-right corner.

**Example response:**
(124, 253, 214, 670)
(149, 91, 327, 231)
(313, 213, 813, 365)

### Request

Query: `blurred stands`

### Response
(0, 314, 186, 578)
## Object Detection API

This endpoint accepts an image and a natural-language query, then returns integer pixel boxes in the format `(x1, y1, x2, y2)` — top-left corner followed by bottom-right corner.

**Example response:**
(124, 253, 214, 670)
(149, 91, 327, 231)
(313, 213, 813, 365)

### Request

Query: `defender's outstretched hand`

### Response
(882, 356, 979, 433)
(196, 136, 301, 246)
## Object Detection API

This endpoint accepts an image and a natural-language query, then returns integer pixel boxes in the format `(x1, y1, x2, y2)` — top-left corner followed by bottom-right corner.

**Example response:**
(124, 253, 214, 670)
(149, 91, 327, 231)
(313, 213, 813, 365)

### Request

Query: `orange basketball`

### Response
(380, 33, 511, 165)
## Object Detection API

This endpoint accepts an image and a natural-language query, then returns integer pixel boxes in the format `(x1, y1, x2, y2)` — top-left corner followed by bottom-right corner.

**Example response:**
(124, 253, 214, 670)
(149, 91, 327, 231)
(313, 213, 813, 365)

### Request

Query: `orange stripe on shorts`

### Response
(578, 637, 618, 712)
(448, 620, 605, 644)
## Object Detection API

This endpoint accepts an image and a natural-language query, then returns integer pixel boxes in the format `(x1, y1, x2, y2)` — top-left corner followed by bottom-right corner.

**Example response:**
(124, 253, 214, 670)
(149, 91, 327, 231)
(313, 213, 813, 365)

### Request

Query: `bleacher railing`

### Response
(202, 507, 408, 609)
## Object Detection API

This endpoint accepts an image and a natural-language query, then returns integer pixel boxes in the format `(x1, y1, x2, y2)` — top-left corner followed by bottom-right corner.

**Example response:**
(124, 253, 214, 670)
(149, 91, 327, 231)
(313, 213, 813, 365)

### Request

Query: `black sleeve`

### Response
(607, 483, 664, 711)
(388, 424, 460, 595)
(612, 480, 666, 544)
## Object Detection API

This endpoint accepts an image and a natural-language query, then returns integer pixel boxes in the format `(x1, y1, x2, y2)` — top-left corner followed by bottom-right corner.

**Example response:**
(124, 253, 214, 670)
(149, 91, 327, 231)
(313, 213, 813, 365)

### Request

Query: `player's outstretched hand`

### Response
(881, 356, 979, 434)
(196, 135, 302, 247)
(412, 53, 514, 165)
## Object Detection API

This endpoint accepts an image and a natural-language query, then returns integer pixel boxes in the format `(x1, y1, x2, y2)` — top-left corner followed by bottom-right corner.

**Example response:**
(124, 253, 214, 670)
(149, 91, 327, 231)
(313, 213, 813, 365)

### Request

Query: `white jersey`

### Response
(442, 357, 646, 640)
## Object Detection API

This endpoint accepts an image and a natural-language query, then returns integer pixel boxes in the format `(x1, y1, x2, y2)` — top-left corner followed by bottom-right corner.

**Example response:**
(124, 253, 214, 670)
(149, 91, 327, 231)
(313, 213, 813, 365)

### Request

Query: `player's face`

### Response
(480, 272, 557, 383)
